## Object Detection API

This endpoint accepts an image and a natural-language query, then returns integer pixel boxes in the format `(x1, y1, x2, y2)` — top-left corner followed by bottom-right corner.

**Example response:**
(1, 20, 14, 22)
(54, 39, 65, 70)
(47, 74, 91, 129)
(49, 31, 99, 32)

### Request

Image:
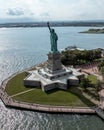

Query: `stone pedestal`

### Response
(46, 52, 63, 74)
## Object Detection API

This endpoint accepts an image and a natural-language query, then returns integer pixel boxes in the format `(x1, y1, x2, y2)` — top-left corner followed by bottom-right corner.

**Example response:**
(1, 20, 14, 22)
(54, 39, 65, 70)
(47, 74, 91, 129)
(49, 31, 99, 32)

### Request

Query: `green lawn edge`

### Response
(5, 72, 95, 107)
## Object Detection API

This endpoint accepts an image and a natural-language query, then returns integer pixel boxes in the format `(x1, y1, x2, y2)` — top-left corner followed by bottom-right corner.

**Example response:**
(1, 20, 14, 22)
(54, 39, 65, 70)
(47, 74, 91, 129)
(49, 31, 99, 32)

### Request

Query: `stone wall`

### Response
(67, 78, 79, 86)
(24, 79, 41, 87)
(42, 83, 57, 91)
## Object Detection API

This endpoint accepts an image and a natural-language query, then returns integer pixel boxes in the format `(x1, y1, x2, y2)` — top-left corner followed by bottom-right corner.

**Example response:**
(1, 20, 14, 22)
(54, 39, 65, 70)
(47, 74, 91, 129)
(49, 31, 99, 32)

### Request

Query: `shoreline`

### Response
(0, 86, 96, 114)
(1, 21, 104, 28)
(80, 28, 104, 34)
(0, 63, 97, 114)
(0, 63, 104, 120)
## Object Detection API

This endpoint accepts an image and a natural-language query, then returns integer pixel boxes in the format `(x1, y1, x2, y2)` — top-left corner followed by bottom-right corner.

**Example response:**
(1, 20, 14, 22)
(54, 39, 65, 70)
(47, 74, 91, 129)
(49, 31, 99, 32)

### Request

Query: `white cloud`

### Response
(0, 0, 104, 22)
(7, 8, 24, 16)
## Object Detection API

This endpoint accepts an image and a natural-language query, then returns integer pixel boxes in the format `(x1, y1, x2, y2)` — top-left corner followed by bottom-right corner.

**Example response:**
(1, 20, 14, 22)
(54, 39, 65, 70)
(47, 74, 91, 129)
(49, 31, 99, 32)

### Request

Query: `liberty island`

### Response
(0, 25, 104, 120)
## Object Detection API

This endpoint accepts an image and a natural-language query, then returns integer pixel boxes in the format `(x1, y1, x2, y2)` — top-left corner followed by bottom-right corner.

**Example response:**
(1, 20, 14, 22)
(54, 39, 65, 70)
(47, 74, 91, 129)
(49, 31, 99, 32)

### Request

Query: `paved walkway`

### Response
(94, 88, 104, 120)
(76, 62, 103, 80)
(10, 88, 35, 98)
(0, 87, 95, 113)
(95, 106, 104, 120)
(0, 63, 102, 114)
(99, 88, 104, 109)
(82, 92, 99, 105)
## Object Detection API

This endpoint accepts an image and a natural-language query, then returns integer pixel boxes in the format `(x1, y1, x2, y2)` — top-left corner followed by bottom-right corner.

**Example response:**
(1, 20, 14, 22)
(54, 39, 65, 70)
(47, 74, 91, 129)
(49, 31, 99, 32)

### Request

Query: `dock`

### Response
(95, 88, 104, 120)
(95, 107, 104, 119)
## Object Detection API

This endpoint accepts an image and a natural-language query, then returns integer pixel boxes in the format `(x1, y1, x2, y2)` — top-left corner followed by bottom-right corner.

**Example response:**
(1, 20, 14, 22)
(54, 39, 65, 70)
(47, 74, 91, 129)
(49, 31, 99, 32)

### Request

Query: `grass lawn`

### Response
(13, 87, 94, 106)
(6, 72, 95, 107)
(85, 75, 99, 100)
(5, 72, 30, 95)
(87, 75, 97, 84)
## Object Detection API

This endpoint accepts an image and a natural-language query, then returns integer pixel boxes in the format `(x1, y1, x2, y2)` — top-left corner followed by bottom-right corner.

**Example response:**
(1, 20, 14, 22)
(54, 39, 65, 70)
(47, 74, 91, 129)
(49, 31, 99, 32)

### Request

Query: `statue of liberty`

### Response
(47, 22, 58, 53)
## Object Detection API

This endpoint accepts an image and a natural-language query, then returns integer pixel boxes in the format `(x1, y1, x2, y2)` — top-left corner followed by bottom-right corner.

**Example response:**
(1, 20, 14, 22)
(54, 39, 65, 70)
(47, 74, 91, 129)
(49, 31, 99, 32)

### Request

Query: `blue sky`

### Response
(0, 0, 104, 23)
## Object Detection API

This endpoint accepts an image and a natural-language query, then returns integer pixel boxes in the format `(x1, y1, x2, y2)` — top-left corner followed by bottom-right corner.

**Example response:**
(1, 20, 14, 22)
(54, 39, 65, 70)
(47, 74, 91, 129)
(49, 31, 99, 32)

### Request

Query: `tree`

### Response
(80, 77, 91, 90)
(61, 49, 101, 66)
(98, 61, 104, 71)
(95, 80, 102, 91)
(100, 67, 104, 80)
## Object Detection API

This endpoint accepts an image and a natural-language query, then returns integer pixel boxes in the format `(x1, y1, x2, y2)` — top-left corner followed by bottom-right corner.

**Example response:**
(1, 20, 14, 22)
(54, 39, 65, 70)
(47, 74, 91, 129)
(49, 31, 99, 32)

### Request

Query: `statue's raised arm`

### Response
(47, 22, 51, 32)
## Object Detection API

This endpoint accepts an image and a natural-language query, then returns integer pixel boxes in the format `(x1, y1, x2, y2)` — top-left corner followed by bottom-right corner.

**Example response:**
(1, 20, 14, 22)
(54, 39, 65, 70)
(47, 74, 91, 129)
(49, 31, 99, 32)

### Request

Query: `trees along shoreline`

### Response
(61, 49, 102, 66)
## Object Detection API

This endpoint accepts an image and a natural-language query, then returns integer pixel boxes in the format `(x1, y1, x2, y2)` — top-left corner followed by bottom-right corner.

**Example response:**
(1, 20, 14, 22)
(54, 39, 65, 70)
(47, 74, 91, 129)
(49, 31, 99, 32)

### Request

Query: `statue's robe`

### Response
(50, 30, 58, 53)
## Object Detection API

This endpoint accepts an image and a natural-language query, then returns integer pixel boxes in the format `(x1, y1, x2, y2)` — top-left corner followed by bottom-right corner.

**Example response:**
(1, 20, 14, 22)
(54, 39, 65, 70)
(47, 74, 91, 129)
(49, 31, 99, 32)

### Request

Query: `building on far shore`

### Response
(24, 23, 84, 92)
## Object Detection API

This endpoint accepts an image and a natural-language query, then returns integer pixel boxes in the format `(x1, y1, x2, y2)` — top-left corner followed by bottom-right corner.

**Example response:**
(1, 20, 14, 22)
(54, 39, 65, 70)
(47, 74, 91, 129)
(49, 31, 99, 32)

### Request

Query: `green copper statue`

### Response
(47, 22, 58, 53)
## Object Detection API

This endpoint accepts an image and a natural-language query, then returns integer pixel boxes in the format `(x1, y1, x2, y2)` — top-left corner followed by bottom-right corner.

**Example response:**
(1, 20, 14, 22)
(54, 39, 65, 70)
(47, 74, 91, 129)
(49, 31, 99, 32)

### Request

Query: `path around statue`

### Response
(99, 88, 104, 109)
(10, 88, 35, 98)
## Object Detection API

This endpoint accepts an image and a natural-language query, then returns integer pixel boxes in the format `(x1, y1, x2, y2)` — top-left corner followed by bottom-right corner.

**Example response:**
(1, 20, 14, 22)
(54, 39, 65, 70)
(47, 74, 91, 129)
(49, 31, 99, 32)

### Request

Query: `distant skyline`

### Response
(0, 0, 104, 23)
